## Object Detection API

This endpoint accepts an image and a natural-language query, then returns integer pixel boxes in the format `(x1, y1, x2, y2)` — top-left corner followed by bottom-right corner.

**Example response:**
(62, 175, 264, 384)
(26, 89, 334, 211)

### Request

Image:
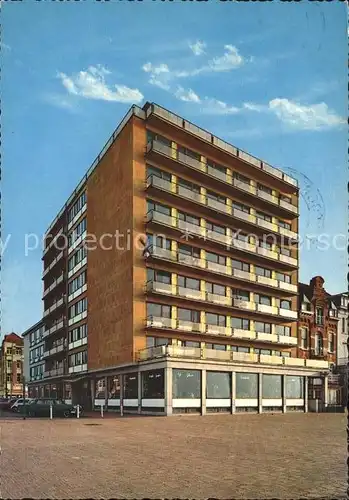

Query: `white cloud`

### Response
(189, 40, 206, 56)
(142, 62, 170, 75)
(208, 45, 244, 72)
(175, 86, 201, 103)
(268, 98, 345, 131)
(58, 65, 143, 104)
(201, 98, 241, 115)
(243, 102, 266, 112)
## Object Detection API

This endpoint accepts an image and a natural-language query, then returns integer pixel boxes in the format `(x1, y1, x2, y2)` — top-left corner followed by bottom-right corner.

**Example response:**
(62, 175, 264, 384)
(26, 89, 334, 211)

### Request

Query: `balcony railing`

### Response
(147, 247, 298, 291)
(146, 316, 298, 346)
(43, 297, 65, 317)
(43, 251, 64, 277)
(43, 274, 65, 297)
(137, 344, 328, 369)
(146, 138, 299, 214)
(43, 319, 65, 338)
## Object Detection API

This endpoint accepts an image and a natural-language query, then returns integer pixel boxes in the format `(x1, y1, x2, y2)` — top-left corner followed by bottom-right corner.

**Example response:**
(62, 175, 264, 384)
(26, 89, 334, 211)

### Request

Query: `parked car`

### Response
(19, 398, 82, 418)
(0, 397, 18, 411)
(11, 398, 34, 412)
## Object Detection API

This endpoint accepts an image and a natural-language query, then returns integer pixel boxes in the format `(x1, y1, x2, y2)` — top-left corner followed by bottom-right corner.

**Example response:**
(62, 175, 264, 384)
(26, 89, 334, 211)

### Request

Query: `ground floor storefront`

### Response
(28, 356, 337, 415)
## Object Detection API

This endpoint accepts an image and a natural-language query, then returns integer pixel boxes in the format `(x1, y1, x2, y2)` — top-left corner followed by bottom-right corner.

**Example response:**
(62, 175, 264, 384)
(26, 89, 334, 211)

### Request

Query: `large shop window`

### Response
(108, 376, 121, 399)
(285, 376, 304, 399)
(142, 369, 164, 399)
(172, 369, 201, 399)
(206, 372, 231, 399)
(236, 373, 258, 399)
(124, 373, 138, 399)
(95, 378, 106, 399)
(262, 374, 282, 399)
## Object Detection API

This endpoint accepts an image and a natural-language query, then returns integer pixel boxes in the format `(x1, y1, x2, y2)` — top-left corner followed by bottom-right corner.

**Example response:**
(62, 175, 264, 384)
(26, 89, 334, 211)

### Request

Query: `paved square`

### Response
(0, 413, 346, 499)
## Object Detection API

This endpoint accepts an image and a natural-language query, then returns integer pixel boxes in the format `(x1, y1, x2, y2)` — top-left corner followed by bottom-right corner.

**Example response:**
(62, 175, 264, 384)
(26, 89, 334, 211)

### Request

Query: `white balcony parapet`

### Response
(257, 276, 278, 287)
(177, 185, 203, 204)
(260, 354, 283, 365)
(206, 292, 231, 306)
(148, 175, 172, 193)
(146, 316, 172, 329)
(68, 283, 87, 303)
(233, 208, 254, 223)
(68, 337, 88, 351)
(206, 198, 230, 215)
(178, 286, 203, 301)
(280, 199, 298, 214)
(206, 324, 231, 336)
(68, 310, 87, 327)
(178, 253, 205, 268)
(284, 357, 305, 367)
(257, 218, 276, 231)
(177, 219, 205, 238)
(177, 319, 202, 333)
(233, 269, 256, 282)
(233, 299, 256, 311)
(233, 329, 256, 340)
(279, 227, 298, 240)
(147, 281, 173, 295)
(279, 254, 298, 266)
(257, 303, 278, 315)
(207, 230, 231, 247)
(279, 281, 297, 293)
(256, 332, 279, 343)
(279, 308, 298, 319)
(147, 211, 173, 228)
(233, 178, 253, 194)
(207, 261, 231, 276)
(233, 351, 259, 363)
(43, 297, 64, 317)
(305, 359, 329, 369)
(257, 190, 278, 205)
(68, 257, 87, 279)
(207, 165, 228, 183)
(278, 335, 297, 345)
(68, 204, 87, 231)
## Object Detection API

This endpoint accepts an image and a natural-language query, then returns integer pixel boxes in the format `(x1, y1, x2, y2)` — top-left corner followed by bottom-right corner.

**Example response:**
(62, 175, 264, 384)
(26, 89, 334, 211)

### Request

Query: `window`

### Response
(172, 369, 201, 399)
(68, 246, 87, 271)
(259, 239, 273, 250)
(68, 350, 87, 367)
(278, 220, 291, 230)
(206, 221, 226, 236)
(255, 266, 272, 278)
(95, 378, 106, 399)
(68, 297, 87, 319)
(276, 272, 291, 284)
(16, 361, 21, 369)
(178, 146, 200, 161)
(231, 346, 250, 353)
(280, 246, 291, 256)
(231, 317, 250, 330)
(262, 374, 282, 398)
(233, 201, 250, 213)
(68, 271, 87, 295)
(205, 343, 226, 351)
(68, 191, 86, 223)
(231, 259, 250, 272)
(6, 374, 11, 382)
(69, 324, 87, 344)
(205, 313, 226, 326)
(232, 289, 250, 301)
(279, 299, 291, 310)
(178, 308, 200, 323)
(147, 234, 171, 250)
(276, 325, 291, 336)
(182, 341, 200, 348)
(146, 166, 171, 181)
(301, 302, 311, 312)
(254, 294, 271, 306)
(206, 372, 231, 399)
(280, 194, 291, 203)
(328, 332, 334, 352)
(285, 376, 304, 399)
(207, 161, 227, 176)
(236, 373, 258, 398)
(256, 211, 272, 222)
(257, 183, 272, 194)
(178, 177, 200, 193)
(255, 348, 272, 355)
(206, 282, 226, 296)
(178, 275, 200, 290)
(146, 130, 171, 147)
(300, 328, 308, 349)
(206, 251, 226, 266)
(206, 190, 226, 205)
(147, 200, 171, 216)
(315, 332, 323, 355)
(178, 244, 200, 258)
(255, 322, 272, 334)
(342, 317, 347, 334)
(147, 303, 171, 318)
(107, 376, 120, 399)
(68, 218, 87, 246)
(234, 231, 249, 243)
(178, 211, 200, 226)
(147, 269, 171, 284)
(234, 172, 250, 185)
(146, 337, 171, 348)
(315, 308, 324, 325)
(142, 369, 164, 399)
(6, 348, 12, 355)
(7, 360, 12, 370)
(124, 374, 138, 399)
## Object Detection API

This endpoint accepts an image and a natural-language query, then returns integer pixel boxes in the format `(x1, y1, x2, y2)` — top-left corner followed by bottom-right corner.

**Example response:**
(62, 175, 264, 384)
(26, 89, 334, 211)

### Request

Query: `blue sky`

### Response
(2, 1, 347, 335)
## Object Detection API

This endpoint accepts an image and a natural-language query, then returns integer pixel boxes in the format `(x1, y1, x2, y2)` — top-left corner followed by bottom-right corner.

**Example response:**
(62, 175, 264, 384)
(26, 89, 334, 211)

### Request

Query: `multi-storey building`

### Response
(22, 320, 46, 395)
(28, 102, 331, 414)
(328, 292, 348, 405)
(0, 333, 24, 398)
(298, 277, 341, 407)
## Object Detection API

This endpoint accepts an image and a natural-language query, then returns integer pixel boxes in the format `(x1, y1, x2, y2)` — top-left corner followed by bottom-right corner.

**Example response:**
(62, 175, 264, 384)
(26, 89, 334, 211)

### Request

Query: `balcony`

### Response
(206, 324, 231, 336)
(43, 297, 65, 317)
(44, 366, 64, 378)
(43, 228, 64, 256)
(68, 231, 87, 255)
(279, 281, 297, 293)
(68, 336, 88, 351)
(256, 332, 278, 343)
(257, 303, 278, 315)
(279, 308, 298, 320)
(43, 343, 65, 359)
(178, 219, 205, 238)
(43, 319, 65, 338)
(147, 210, 173, 227)
(43, 251, 64, 277)
(147, 280, 173, 295)
(206, 292, 231, 306)
(43, 274, 65, 297)
(146, 137, 299, 216)
(233, 298, 256, 311)
(177, 319, 201, 332)
(177, 286, 203, 301)
(138, 345, 318, 368)
(206, 197, 230, 215)
(207, 260, 230, 276)
(146, 316, 172, 329)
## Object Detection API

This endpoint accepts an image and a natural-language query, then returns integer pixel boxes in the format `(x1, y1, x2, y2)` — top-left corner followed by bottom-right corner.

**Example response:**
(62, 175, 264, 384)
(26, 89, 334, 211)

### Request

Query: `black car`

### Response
(19, 398, 82, 418)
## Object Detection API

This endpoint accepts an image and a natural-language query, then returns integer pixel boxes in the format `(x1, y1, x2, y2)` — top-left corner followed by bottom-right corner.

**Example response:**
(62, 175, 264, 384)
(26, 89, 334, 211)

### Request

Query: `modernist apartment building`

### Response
(0, 333, 24, 398)
(27, 102, 331, 414)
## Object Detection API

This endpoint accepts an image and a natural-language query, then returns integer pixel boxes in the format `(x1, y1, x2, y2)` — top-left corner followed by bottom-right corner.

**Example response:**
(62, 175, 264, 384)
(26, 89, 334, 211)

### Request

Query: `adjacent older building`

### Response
(328, 292, 348, 405)
(298, 277, 342, 407)
(27, 102, 331, 415)
(0, 333, 24, 398)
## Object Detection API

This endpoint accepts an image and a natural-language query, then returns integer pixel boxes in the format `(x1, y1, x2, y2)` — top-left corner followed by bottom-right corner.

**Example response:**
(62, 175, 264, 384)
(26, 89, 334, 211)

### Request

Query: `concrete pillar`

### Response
(138, 371, 142, 414)
(304, 377, 308, 413)
(90, 379, 95, 409)
(231, 372, 236, 414)
(282, 375, 287, 413)
(258, 373, 263, 414)
(104, 376, 108, 410)
(119, 374, 124, 416)
(201, 369, 206, 416)
(164, 367, 173, 416)
(324, 375, 328, 408)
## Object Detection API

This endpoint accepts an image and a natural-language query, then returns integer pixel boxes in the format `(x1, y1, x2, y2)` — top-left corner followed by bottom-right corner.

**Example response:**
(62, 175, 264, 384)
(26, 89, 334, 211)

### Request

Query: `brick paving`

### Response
(0, 413, 346, 499)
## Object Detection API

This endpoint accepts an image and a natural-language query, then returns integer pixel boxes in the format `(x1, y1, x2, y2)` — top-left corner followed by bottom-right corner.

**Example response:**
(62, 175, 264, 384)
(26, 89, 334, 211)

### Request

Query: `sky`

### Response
(2, 0, 347, 336)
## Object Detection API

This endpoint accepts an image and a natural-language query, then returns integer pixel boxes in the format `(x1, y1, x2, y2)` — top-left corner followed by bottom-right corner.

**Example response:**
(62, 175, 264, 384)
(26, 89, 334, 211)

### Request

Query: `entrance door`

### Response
(72, 379, 92, 411)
